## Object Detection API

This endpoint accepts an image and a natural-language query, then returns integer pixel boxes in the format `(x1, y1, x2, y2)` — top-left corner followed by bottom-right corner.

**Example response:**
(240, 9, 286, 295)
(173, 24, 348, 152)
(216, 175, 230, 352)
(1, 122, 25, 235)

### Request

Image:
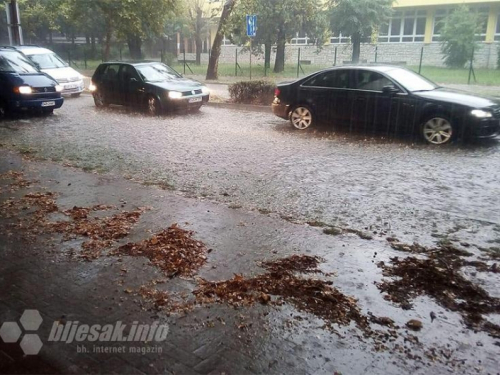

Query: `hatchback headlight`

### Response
(88, 82, 96, 92)
(55, 85, 63, 93)
(470, 109, 493, 118)
(17, 86, 32, 94)
(201, 87, 210, 95)
(168, 91, 183, 99)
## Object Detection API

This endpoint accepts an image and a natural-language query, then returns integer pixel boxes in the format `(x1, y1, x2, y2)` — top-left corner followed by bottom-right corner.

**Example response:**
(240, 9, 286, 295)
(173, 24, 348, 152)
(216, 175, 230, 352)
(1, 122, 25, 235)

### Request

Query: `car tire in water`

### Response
(290, 105, 314, 130)
(93, 92, 108, 108)
(42, 109, 54, 115)
(147, 95, 161, 116)
(0, 101, 6, 119)
(421, 114, 455, 145)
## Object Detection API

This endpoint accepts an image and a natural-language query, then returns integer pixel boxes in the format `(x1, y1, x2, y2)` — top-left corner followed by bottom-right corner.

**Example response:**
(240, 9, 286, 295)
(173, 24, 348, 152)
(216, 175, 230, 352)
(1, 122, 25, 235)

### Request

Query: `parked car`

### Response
(0, 47, 64, 117)
(89, 62, 210, 115)
(12, 45, 84, 97)
(272, 65, 500, 145)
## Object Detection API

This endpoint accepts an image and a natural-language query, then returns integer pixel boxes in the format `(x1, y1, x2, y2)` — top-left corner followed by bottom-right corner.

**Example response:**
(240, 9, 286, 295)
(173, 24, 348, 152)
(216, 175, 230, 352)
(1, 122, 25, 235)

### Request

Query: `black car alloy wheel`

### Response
(290, 105, 314, 130)
(93, 91, 107, 108)
(421, 115, 454, 145)
(147, 96, 161, 116)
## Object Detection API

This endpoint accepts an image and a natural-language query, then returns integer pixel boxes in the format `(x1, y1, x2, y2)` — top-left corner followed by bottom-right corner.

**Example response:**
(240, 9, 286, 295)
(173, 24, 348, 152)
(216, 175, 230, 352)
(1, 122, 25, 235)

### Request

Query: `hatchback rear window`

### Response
(0, 51, 38, 74)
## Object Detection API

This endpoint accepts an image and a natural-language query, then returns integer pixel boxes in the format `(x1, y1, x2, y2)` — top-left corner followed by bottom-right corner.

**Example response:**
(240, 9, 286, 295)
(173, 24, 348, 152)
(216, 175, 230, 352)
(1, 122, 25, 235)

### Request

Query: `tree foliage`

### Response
(440, 5, 480, 69)
(327, 0, 393, 63)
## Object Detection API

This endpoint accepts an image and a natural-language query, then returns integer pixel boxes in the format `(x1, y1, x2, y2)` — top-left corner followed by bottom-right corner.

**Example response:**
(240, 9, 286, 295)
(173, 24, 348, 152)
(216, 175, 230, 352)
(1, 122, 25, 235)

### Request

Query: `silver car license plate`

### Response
(41, 101, 56, 107)
(188, 97, 202, 103)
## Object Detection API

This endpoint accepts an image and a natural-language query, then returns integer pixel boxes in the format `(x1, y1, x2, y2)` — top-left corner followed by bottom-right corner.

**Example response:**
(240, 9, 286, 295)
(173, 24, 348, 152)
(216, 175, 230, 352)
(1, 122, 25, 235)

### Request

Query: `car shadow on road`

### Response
(92, 104, 206, 119)
(271, 120, 500, 152)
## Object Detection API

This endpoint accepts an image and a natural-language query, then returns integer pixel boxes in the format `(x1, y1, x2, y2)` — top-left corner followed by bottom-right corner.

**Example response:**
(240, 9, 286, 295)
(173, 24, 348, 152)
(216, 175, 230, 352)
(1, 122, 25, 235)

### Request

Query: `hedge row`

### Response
(228, 80, 275, 105)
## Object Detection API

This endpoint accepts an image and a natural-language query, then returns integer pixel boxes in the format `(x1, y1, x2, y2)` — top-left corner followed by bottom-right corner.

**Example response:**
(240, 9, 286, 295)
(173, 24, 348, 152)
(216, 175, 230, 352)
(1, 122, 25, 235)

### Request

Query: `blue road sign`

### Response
(246, 15, 257, 37)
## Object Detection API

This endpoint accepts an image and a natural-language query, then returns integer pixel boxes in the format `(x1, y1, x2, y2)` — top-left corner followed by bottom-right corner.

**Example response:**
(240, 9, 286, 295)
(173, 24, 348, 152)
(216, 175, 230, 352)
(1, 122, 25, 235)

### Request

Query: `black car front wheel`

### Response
(290, 106, 314, 130)
(93, 92, 108, 108)
(147, 95, 161, 116)
(0, 101, 6, 119)
(421, 115, 454, 145)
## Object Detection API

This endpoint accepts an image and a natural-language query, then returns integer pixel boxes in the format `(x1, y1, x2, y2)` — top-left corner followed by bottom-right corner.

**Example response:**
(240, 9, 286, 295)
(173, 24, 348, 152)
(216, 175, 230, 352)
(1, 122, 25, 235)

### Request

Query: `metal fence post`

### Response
(235, 49, 238, 77)
(119, 47, 122, 61)
(297, 48, 301, 78)
(334, 46, 337, 66)
(183, 49, 186, 74)
(84, 49, 87, 69)
(418, 46, 424, 74)
(67, 50, 71, 67)
(374, 46, 378, 63)
(468, 46, 476, 84)
(249, 39, 252, 80)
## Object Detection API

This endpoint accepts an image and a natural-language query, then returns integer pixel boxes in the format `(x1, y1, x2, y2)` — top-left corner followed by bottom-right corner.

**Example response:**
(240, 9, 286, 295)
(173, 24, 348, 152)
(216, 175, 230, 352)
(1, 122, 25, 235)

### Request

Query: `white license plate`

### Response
(41, 101, 55, 107)
(188, 97, 202, 103)
(65, 84, 77, 89)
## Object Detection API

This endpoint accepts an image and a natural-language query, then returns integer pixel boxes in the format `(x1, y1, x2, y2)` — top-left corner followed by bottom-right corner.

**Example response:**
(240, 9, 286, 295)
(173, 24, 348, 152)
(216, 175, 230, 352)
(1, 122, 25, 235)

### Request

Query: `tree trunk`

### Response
(127, 34, 142, 60)
(195, 8, 203, 65)
(264, 41, 271, 69)
(206, 0, 236, 80)
(274, 27, 286, 73)
(351, 32, 361, 64)
(103, 26, 112, 61)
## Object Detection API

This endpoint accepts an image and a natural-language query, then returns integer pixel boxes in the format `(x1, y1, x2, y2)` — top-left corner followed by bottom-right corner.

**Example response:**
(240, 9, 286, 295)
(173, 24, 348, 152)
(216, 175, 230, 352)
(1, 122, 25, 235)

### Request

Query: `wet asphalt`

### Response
(1, 96, 500, 373)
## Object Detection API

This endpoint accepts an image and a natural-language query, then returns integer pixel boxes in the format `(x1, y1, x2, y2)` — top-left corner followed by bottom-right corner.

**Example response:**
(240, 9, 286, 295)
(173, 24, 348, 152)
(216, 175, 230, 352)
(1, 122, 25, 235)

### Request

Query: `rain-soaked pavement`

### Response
(0, 97, 499, 374)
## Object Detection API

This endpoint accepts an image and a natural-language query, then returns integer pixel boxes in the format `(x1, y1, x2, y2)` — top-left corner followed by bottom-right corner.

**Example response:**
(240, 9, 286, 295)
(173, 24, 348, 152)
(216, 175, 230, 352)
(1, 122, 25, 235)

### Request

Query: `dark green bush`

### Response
(228, 80, 275, 105)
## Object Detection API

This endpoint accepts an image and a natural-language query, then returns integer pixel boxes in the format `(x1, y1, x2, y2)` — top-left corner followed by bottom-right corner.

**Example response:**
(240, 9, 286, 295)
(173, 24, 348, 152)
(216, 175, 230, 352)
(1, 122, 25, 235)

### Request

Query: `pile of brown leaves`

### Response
(193, 255, 369, 331)
(113, 224, 208, 277)
(49, 207, 144, 259)
(378, 253, 500, 337)
(0, 171, 37, 192)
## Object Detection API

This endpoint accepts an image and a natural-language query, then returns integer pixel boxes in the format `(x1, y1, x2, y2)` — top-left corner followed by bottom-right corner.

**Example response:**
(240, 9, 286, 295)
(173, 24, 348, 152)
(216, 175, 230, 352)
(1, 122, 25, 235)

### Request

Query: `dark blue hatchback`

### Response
(0, 47, 64, 117)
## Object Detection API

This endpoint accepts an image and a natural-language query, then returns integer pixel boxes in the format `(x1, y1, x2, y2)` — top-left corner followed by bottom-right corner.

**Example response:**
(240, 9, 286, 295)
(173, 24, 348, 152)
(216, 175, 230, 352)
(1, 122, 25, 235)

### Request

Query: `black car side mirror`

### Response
(129, 77, 138, 83)
(382, 85, 399, 95)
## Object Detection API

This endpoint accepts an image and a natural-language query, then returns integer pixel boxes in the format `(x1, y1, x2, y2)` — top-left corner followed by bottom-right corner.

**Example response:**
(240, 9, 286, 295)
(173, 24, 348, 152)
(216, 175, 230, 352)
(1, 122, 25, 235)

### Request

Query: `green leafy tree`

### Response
(440, 5, 480, 68)
(227, 0, 326, 73)
(185, 0, 213, 65)
(18, 0, 66, 44)
(327, 0, 393, 63)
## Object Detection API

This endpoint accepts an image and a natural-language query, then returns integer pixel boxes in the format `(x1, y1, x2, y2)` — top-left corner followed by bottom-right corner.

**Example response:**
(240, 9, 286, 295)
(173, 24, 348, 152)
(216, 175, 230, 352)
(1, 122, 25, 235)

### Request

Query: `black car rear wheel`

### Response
(0, 101, 6, 119)
(147, 96, 161, 116)
(421, 115, 454, 145)
(290, 106, 314, 130)
(93, 92, 108, 108)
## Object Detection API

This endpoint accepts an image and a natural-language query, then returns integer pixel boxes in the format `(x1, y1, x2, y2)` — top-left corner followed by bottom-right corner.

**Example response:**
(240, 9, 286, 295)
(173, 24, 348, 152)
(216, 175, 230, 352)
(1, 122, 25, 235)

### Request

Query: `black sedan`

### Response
(89, 62, 209, 115)
(272, 66, 500, 145)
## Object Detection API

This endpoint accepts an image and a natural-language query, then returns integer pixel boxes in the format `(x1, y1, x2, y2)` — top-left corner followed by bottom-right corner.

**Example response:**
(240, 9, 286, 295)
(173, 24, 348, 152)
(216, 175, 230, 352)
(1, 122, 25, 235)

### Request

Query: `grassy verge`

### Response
(72, 59, 500, 86)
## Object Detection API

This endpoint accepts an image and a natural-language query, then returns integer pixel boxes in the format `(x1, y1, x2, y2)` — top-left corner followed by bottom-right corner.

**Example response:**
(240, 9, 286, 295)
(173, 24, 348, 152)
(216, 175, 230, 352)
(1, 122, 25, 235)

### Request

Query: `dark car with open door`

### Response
(272, 65, 500, 145)
(89, 62, 210, 115)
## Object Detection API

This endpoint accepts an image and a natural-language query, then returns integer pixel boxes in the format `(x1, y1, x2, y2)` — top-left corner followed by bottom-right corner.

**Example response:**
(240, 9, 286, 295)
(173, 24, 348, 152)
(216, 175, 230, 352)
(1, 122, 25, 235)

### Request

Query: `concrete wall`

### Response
(180, 42, 500, 69)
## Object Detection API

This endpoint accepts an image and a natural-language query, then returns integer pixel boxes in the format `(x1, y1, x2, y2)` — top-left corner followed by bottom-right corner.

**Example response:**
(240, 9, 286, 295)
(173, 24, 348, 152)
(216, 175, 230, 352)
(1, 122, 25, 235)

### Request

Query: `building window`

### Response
(330, 33, 351, 44)
(496, 14, 500, 41)
(378, 10, 426, 43)
(291, 31, 309, 45)
(433, 7, 489, 42)
(222, 36, 234, 46)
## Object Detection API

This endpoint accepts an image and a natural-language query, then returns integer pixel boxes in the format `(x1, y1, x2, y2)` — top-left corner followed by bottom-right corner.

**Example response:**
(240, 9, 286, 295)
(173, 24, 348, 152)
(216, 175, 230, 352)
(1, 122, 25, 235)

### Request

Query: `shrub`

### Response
(228, 80, 275, 105)
(440, 5, 480, 68)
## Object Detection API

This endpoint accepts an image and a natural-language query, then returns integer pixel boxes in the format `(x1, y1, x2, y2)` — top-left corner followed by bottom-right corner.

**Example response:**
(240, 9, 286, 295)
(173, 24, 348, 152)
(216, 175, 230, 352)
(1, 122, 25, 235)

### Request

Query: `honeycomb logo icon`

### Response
(0, 310, 43, 355)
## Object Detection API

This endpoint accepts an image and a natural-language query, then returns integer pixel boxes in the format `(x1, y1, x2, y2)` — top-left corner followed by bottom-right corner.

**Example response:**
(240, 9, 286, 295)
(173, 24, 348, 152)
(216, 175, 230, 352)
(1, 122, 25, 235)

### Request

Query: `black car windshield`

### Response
(28, 53, 67, 69)
(136, 63, 181, 82)
(385, 68, 438, 92)
(0, 51, 39, 74)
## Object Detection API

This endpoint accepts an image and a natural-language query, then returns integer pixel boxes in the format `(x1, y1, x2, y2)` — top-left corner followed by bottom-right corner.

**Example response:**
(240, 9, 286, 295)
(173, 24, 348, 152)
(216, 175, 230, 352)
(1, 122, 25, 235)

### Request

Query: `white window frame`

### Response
(290, 31, 309, 45)
(496, 13, 500, 41)
(379, 9, 426, 43)
(329, 33, 351, 44)
(222, 35, 234, 46)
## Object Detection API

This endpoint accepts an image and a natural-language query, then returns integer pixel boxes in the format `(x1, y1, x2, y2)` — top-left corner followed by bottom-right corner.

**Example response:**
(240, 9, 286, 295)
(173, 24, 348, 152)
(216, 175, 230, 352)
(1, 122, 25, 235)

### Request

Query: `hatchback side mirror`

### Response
(129, 77, 138, 83)
(382, 85, 399, 95)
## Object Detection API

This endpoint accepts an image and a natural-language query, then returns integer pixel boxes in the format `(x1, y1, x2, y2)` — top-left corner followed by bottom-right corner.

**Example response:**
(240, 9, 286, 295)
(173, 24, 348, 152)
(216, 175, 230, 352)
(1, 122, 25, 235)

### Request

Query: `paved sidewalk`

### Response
(0, 149, 498, 374)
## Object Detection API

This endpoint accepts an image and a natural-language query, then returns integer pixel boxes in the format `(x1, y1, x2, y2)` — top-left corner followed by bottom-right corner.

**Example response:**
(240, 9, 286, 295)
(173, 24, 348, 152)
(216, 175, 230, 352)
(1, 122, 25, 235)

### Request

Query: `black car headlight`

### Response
(470, 109, 493, 118)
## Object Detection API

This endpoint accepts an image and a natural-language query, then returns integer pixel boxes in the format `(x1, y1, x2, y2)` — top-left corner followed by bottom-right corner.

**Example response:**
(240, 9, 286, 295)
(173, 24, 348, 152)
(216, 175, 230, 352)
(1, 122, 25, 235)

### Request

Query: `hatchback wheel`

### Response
(290, 106, 314, 130)
(0, 102, 6, 119)
(422, 116, 454, 145)
(93, 92, 108, 108)
(147, 96, 161, 116)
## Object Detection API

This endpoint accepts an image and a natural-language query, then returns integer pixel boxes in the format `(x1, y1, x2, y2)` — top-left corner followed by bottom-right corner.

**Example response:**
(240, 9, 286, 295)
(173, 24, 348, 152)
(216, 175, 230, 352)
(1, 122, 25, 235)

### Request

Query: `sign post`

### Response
(246, 15, 256, 80)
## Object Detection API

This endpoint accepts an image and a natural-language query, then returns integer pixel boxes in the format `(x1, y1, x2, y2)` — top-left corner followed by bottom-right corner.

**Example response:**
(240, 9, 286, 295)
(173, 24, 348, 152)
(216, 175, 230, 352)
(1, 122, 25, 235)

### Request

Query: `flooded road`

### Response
(1, 96, 499, 250)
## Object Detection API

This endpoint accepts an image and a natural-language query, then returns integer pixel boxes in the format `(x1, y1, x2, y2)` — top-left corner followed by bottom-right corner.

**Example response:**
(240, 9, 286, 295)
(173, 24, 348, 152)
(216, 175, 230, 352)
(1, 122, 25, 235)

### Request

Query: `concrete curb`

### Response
(206, 102, 272, 113)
